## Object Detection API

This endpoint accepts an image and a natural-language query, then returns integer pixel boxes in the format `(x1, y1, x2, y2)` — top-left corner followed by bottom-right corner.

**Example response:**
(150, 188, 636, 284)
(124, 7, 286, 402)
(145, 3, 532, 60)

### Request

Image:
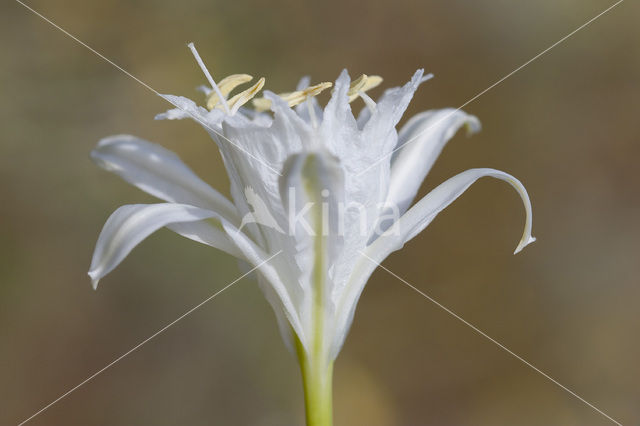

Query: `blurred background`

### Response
(1, 0, 638, 424)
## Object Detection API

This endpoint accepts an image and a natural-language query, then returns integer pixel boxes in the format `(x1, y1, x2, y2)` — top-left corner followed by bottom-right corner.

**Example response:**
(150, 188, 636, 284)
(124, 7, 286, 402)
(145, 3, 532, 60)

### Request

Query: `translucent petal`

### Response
(332, 168, 535, 357)
(88, 202, 303, 345)
(386, 108, 481, 214)
(88, 203, 229, 288)
(385, 168, 535, 254)
(91, 135, 238, 223)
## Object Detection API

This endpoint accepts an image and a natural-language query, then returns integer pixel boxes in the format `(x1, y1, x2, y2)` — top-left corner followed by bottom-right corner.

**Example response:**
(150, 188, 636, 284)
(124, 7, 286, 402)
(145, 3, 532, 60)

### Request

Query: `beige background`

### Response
(1, 0, 639, 424)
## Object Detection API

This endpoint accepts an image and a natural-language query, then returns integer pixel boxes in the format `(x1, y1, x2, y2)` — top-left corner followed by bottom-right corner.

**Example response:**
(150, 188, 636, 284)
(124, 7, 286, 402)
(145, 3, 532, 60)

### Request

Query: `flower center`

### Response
(187, 43, 386, 119)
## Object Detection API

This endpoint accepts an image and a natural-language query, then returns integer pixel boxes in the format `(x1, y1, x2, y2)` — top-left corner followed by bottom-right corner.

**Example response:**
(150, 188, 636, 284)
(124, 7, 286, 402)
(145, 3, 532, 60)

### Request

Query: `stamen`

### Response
(253, 82, 333, 112)
(252, 97, 271, 112)
(187, 42, 230, 113)
(347, 74, 368, 101)
(358, 91, 377, 113)
(362, 75, 383, 91)
(206, 74, 253, 110)
(347, 74, 383, 102)
(227, 77, 266, 114)
(281, 82, 333, 107)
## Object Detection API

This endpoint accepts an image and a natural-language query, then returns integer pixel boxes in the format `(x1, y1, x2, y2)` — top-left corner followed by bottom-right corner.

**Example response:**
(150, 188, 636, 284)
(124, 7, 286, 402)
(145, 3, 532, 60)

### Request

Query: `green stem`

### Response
(296, 339, 334, 426)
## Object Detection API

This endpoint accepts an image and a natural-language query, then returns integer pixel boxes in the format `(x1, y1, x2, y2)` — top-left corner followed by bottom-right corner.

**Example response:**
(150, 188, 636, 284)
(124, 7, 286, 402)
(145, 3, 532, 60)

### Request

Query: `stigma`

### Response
(188, 43, 265, 114)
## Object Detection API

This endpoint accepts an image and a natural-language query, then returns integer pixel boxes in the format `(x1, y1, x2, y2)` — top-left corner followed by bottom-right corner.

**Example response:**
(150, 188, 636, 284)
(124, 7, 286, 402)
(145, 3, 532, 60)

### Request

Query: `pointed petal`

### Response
(91, 135, 239, 223)
(341, 71, 427, 231)
(296, 76, 311, 90)
(382, 168, 535, 254)
(88, 203, 227, 288)
(387, 109, 481, 213)
(320, 70, 358, 154)
(90, 199, 307, 347)
(196, 85, 212, 95)
(331, 168, 535, 357)
(356, 72, 432, 130)
(154, 94, 209, 121)
(361, 69, 425, 154)
(154, 94, 226, 131)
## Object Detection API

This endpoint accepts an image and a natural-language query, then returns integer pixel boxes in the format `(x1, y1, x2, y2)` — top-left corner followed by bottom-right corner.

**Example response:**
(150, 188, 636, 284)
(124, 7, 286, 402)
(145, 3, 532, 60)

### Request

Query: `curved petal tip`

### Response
(88, 271, 100, 290)
(514, 235, 536, 255)
(465, 115, 482, 135)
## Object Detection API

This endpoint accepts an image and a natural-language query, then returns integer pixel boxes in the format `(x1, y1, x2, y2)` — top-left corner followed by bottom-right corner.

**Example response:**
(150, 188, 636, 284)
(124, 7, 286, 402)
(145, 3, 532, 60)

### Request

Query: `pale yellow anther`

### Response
(251, 97, 271, 112)
(348, 74, 369, 96)
(225, 77, 266, 113)
(206, 74, 253, 110)
(347, 74, 383, 102)
(252, 82, 333, 112)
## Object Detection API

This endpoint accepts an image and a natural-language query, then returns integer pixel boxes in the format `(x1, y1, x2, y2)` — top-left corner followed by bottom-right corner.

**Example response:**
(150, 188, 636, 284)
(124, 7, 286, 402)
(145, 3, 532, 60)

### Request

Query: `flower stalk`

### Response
(296, 339, 334, 426)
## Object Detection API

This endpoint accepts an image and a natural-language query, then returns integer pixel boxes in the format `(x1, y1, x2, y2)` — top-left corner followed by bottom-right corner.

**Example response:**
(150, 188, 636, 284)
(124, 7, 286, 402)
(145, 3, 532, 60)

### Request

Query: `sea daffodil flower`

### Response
(88, 44, 535, 425)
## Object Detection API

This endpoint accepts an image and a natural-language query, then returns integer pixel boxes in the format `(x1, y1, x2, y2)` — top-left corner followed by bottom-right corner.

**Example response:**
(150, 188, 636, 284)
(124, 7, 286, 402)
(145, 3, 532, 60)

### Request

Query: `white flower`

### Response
(88, 44, 535, 372)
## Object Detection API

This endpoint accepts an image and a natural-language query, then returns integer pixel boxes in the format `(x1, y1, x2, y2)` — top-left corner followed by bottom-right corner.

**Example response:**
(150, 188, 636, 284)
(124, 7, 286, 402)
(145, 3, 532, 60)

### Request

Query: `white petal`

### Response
(335, 70, 428, 246)
(361, 69, 425, 155)
(236, 107, 274, 126)
(296, 76, 311, 90)
(320, 70, 358, 155)
(88, 203, 229, 289)
(331, 168, 535, 357)
(91, 135, 239, 223)
(263, 91, 313, 139)
(87, 202, 304, 344)
(355, 72, 433, 129)
(279, 151, 345, 350)
(382, 168, 535, 253)
(196, 85, 212, 95)
(167, 220, 242, 258)
(386, 109, 481, 213)
(93, 200, 307, 349)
